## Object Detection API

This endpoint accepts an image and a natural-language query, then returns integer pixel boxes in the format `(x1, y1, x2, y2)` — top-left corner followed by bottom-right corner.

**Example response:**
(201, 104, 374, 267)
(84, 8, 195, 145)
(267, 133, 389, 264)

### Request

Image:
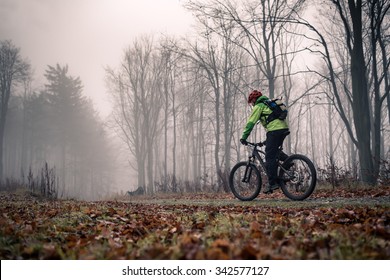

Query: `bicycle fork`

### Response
(242, 157, 255, 183)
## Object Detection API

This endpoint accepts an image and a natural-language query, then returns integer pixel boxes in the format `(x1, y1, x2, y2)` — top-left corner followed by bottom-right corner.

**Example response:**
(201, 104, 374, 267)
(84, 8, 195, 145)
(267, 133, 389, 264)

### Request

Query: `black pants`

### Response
(265, 129, 289, 185)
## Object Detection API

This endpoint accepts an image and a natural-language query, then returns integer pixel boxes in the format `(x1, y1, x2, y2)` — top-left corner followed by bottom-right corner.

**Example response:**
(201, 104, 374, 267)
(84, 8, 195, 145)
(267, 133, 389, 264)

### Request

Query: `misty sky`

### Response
(0, 0, 194, 117)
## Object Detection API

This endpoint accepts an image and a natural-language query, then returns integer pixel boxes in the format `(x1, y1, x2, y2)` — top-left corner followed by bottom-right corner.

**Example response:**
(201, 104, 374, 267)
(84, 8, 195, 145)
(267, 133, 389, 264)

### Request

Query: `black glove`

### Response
(240, 138, 248, 145)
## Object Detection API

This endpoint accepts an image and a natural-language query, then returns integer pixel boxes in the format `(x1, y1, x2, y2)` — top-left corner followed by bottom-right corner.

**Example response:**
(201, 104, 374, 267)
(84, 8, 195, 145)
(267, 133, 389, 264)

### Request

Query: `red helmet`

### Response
(247, 90, 262, 104)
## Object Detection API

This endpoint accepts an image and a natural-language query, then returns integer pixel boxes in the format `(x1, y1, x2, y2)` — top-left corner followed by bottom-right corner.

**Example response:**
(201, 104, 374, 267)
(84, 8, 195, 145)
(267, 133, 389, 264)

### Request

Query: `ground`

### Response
(0, 185, 389, 259)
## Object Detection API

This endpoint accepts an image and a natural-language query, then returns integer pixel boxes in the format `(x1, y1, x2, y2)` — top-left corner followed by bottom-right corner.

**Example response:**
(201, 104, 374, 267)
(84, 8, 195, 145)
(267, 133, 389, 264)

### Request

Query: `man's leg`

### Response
(265, 132, 280, 186)
(264, 129, 288, 193)
(279, 151, 289, 161)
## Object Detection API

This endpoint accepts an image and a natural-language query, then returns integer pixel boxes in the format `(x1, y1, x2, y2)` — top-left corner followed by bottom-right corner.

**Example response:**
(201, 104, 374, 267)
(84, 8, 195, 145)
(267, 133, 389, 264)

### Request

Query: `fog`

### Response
(0, 0, 194, 116)
(0, 0, 195, 199)
(1, 0, 389, 200)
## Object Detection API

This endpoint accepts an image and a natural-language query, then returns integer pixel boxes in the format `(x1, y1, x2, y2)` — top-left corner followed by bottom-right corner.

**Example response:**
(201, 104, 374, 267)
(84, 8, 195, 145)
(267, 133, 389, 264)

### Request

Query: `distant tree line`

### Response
(1, 42, 113, 199)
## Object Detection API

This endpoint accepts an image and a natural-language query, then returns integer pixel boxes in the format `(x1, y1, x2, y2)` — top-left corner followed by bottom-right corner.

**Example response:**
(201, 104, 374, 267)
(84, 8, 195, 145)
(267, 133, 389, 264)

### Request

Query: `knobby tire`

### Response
(279, 154, 317, 201)
(229, 162, 262, 201)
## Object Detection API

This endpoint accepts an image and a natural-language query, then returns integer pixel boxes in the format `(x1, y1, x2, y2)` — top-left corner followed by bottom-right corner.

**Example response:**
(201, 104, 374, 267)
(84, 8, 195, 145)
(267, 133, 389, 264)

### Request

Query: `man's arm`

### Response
(241, 105, 262, 140)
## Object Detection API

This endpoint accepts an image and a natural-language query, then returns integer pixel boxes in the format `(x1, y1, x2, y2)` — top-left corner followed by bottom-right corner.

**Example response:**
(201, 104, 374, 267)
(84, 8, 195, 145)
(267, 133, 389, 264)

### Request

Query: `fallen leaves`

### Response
(0, 188, 389, 260)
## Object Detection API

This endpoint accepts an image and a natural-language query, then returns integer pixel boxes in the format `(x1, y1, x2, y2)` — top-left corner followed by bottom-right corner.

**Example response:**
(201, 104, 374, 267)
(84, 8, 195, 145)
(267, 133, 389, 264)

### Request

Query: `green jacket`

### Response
(241, 95, 289, 140)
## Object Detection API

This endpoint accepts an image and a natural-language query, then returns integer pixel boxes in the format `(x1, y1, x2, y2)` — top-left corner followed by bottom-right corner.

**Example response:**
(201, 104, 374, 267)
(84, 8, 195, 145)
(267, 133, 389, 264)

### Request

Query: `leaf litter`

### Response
(0, 187, 389, 260)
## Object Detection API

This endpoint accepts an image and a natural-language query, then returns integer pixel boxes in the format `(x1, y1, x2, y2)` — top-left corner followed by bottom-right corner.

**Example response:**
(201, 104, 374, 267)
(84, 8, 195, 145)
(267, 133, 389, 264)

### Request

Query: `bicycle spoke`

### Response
(280, 155, 317, 201)
(229, 162, 261, 201)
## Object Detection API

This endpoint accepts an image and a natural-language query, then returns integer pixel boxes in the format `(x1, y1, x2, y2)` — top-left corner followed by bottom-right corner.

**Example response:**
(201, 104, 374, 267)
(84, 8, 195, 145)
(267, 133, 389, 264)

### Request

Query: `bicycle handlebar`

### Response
(244, 140, 266, 147)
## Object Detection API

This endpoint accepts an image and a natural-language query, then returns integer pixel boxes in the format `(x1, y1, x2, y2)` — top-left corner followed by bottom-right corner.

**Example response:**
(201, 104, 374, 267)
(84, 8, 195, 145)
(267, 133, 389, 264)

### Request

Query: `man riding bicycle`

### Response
(240, 90, 289, 194)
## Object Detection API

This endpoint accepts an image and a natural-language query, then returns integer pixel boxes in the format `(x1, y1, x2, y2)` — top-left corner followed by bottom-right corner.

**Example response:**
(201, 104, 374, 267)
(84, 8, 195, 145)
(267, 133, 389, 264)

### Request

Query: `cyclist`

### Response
(240, 90, 289, 194)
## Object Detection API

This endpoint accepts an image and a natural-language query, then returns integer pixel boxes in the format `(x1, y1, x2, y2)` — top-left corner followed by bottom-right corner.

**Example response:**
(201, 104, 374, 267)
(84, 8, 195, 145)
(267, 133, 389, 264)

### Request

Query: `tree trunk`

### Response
(0, 120, 4, 183)
(163, 79, 169, 192)
(147, 137, 154, 195)
(348, 0, 375, 184)
(172, 90, 177, 192)
(214, 88, 222, 190)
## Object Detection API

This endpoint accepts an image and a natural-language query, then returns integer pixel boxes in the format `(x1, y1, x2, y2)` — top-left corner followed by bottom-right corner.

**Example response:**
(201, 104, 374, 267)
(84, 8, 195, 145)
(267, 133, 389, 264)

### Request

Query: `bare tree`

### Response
(178, 26, 246, 190)
(323, 0, 388, 184)
(186, 0, 306, 97)
(0, 40, 30, 182)
(366, 0, 390, 177)
(185, 0, 311, 162)
(336, 0, 373, 184)
(159, 41, 182, 191)
(277, 0, 389, 185)
(107, 36, 164, 194)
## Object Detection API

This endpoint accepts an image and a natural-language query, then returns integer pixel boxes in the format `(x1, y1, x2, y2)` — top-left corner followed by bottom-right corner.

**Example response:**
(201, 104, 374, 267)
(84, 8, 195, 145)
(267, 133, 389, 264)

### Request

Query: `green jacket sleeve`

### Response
(241, 105, 263, 140)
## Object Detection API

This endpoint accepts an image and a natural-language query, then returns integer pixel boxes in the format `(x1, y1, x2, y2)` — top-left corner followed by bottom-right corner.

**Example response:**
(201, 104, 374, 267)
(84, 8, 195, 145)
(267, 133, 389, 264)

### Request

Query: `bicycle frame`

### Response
(245, 142, 287, 183)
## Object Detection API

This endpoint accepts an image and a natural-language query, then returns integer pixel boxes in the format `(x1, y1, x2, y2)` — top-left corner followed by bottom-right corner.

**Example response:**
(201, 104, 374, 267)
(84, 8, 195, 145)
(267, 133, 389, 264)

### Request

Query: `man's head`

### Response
(247, 90, 262, 106)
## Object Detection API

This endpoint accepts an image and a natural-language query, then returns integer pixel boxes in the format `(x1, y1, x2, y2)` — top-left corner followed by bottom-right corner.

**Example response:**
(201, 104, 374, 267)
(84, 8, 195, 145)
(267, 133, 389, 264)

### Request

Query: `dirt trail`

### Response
(0, 187, 389, 260)
(124, 187, 390, 208)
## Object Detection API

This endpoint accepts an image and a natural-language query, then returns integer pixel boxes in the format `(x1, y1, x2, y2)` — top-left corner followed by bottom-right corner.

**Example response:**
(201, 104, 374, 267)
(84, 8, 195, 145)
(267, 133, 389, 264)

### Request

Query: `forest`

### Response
(0, 0, 389, 199)
(0, 0, 389, 263)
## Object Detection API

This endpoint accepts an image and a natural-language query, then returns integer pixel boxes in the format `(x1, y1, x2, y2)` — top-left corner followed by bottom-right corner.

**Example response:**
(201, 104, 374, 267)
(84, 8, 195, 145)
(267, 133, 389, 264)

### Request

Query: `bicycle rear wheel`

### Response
(279, 154, 317, 201)
(229, 162, 262, 201)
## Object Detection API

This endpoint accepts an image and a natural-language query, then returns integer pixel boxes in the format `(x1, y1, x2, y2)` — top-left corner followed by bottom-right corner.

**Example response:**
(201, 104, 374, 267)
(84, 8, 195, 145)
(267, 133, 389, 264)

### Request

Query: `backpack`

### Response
(262, 98, 288, 124)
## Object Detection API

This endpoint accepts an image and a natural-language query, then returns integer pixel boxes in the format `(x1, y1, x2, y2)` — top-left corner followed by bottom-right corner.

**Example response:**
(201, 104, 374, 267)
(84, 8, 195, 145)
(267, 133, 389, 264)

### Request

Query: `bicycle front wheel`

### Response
(279, 154, 317, 201)
(229, 162, 262, 201)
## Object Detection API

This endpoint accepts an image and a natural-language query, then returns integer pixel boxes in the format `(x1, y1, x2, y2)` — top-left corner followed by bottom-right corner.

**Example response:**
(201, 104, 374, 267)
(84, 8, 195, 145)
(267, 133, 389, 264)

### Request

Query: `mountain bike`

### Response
(229, 140, 317, 201)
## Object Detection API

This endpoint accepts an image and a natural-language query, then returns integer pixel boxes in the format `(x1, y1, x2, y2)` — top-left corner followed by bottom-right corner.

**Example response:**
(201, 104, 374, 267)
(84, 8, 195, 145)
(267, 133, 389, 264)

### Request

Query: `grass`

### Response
(0, 186, 389, 259)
